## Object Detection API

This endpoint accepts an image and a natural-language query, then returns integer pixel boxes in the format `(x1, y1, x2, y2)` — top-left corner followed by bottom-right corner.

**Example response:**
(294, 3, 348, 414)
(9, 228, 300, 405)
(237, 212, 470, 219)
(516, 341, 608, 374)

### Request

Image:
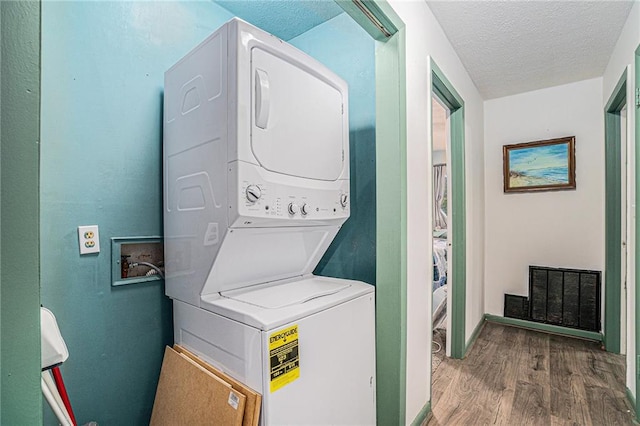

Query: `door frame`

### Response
(0, 0, 42, 422)
(604, 69, 627, 354)
(430, 59, 466, 359)
(337, 1, 408, 424)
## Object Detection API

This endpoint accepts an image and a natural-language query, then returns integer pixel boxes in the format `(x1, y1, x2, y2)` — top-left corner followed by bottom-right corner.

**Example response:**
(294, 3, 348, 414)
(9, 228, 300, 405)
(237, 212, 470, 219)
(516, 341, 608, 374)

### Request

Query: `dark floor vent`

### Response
(504, 294, 529, 320)
(529, 266, 601, 332)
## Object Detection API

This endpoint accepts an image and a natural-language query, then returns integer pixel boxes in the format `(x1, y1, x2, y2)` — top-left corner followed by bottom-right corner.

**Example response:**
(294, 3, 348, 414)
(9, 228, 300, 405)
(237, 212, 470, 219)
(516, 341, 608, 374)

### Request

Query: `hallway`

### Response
(427, 322, 635, 425)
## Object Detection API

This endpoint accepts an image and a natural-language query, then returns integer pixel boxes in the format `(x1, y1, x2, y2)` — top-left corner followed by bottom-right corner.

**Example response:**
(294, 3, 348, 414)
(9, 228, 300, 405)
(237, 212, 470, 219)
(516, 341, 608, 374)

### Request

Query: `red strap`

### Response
(51, 366, 77, 426)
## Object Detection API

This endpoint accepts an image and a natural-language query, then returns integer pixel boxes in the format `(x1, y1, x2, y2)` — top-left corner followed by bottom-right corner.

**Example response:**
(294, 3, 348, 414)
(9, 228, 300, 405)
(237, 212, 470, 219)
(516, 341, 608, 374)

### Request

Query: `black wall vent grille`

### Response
(504, 294, 529, 320)
(529, 266, 601, 332)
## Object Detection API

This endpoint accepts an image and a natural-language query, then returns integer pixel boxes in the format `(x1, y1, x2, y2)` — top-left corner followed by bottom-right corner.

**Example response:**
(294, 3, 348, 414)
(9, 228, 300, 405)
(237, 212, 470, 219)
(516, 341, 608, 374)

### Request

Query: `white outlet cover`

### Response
(78, 225, 100, 255)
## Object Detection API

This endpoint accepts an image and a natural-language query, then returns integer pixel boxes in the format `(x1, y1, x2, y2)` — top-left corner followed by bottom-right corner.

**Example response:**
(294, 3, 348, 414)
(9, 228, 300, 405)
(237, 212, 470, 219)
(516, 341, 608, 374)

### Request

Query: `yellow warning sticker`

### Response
(269, 324, 300, 393)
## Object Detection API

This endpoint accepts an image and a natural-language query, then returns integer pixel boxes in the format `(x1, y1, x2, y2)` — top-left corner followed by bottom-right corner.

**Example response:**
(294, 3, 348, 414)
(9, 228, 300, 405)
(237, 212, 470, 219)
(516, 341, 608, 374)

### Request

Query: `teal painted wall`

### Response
(289, 13, 377, 285)
(40, 2, 233, 424)
(41, 2, 375, 423)
(1, 0, 42, 423)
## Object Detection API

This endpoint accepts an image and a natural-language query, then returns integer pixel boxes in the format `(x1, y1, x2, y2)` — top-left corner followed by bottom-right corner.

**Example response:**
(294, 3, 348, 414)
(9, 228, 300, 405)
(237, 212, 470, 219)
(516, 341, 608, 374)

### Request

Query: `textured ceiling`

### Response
(215, 0, 344, 41)
(426, 0, 635, 99)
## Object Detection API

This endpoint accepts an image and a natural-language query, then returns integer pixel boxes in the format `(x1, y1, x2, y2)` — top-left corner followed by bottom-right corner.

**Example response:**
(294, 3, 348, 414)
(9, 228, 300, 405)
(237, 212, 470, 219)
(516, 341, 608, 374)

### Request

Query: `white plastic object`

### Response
(41, 307, 69, 369)
(433, 285, 448, 319)
(78, 225, 100, 254)
(255, 69, 270, 129)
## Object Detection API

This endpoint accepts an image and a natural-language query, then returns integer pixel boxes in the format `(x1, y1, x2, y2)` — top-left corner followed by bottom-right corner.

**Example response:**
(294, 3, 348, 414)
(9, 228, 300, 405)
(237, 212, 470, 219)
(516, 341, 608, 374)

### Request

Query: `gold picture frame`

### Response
(503, 136, 576, 193)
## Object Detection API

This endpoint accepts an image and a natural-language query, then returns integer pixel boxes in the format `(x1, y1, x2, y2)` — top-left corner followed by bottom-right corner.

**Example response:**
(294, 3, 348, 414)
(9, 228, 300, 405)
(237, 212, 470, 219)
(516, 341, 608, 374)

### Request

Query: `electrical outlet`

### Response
(78, 225, 100, 255)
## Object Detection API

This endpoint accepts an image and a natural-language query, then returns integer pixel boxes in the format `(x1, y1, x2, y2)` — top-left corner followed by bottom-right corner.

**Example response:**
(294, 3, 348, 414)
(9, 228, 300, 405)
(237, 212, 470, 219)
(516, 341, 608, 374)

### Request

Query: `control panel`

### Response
(229, 161, 349, 227)
(240, 181, 349, 219)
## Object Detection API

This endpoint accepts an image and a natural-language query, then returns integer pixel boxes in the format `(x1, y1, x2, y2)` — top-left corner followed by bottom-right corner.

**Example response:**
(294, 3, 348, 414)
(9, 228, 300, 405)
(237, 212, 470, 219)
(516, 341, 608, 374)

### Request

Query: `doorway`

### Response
(431, 95, 449, 368)
(635, 43, 640, 422)
(604, 69, 628, 355)
(604, 67, 635, 423)
(621, 102, 629, 357)
(430, 59, 466, 360)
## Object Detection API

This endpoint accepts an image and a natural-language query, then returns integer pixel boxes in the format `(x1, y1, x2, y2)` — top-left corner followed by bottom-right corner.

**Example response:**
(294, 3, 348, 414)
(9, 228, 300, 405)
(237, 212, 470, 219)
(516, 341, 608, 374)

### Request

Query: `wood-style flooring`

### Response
(426, 322, 635, 425)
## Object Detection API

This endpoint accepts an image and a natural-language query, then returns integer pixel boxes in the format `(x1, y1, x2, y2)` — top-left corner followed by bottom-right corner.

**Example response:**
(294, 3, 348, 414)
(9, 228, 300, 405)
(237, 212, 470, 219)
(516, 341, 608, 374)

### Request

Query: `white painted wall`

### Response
(602, 0, 639, 399)
(386, 1, 485, 423)
(484, 78, 605, 319)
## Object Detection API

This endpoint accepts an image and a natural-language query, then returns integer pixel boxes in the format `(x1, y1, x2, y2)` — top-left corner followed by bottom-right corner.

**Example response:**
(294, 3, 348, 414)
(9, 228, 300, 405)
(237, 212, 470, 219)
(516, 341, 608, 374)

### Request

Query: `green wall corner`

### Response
(0, 0, 42, 423)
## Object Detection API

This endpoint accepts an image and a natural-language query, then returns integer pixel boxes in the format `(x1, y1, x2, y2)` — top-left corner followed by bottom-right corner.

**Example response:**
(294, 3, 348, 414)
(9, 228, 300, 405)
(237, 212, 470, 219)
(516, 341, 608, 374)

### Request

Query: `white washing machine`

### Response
(163, 18, 376, 425)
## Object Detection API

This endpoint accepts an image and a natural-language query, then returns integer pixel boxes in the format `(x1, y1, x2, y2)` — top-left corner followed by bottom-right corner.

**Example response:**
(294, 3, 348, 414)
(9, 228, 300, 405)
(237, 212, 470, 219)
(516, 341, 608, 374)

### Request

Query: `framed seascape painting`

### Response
(503, 136, 576, 193)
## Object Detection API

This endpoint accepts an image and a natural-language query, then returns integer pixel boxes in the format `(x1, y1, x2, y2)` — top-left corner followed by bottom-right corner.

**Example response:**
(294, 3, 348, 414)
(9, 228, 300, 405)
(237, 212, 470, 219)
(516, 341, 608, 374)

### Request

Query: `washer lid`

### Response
(201, 276, 374, 330)
(222, 279, 350, 309)
(200, 226, 340, 297)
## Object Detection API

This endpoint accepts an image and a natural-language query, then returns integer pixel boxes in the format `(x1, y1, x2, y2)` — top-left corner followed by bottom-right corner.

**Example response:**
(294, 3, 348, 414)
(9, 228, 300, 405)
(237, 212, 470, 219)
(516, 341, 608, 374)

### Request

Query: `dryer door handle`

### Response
(255, 69, 270, 129)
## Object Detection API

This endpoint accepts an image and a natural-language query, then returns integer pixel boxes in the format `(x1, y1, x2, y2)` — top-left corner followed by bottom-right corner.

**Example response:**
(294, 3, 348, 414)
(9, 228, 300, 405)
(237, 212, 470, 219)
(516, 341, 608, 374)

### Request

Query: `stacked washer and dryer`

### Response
(163, 18, 376, 425)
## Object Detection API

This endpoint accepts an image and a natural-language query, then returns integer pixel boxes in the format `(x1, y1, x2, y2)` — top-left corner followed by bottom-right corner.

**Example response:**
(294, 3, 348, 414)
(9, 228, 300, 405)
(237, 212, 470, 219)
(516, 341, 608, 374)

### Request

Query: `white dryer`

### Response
(163, 18, 375, 425)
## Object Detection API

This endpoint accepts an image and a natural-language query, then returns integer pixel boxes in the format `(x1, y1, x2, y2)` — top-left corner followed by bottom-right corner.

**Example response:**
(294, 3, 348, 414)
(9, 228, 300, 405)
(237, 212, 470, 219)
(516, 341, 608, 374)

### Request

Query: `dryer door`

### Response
(251, 47, 346, 181)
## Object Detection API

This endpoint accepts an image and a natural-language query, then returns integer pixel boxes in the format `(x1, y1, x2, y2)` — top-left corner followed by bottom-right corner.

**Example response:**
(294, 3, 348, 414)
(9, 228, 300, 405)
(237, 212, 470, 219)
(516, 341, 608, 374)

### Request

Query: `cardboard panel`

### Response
(174, 345, 262, 426)
(151, 347, 246, 426)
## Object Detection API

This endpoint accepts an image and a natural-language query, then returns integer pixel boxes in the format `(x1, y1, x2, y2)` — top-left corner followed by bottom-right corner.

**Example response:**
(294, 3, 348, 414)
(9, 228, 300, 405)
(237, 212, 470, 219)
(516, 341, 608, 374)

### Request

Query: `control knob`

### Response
(340, 194, 348, 208)
(301, 204, 310, 216)
(246, 185, 261, 203)
(288, 203, 299, 215)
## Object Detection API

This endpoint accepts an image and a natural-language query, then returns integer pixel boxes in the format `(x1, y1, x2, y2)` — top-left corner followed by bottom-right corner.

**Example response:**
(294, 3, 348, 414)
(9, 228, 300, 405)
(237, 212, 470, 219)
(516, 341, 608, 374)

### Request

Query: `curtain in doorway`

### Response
(433, 164, 447, 229)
